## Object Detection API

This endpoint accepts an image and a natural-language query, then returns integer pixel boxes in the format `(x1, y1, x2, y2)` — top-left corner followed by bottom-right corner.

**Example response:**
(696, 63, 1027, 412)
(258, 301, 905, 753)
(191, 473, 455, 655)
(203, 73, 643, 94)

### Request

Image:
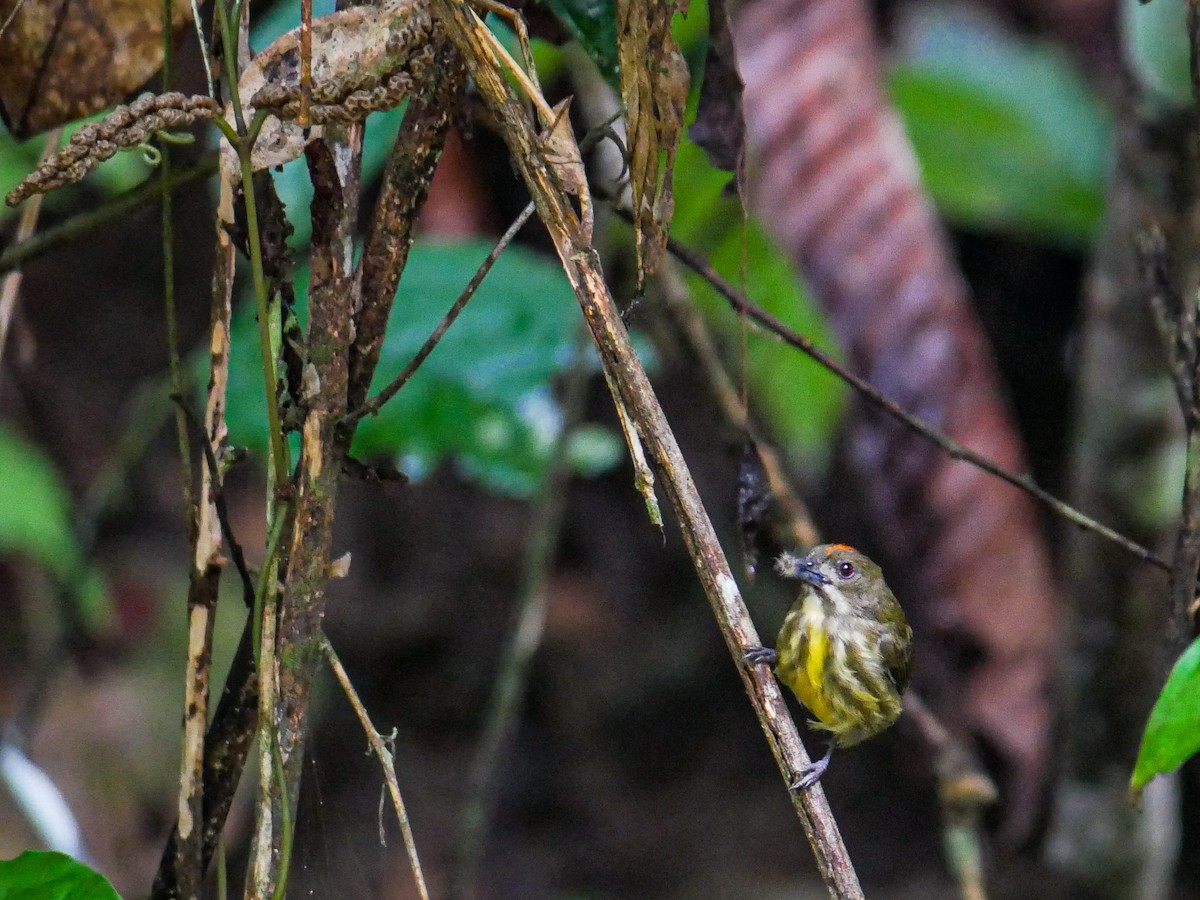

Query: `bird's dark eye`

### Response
(836, 561, 855, 579)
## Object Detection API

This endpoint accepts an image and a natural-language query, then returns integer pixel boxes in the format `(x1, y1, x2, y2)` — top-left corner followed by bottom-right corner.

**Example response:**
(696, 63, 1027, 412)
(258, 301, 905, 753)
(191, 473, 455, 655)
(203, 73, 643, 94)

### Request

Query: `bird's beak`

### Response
(779, 554, 831, 587)
(796, 558, 832, 587)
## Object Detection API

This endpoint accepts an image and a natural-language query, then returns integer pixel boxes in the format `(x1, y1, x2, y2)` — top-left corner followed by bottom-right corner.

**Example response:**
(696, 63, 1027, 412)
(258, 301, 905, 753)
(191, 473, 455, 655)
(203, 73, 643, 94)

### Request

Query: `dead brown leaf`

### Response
(616, 0, 689, 289)
(0, 0, 195, 138)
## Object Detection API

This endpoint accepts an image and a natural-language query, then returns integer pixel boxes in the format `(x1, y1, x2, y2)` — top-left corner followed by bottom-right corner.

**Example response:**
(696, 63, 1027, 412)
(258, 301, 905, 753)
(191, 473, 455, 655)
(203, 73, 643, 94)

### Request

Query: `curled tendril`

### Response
(138, 142, 163, 166)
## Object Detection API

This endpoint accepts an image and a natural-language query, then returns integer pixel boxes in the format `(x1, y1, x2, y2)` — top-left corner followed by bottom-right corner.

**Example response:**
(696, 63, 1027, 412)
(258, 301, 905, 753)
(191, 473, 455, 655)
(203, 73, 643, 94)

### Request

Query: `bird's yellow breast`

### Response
(775, 597, 835, 724)
(773, 590, 904, 746)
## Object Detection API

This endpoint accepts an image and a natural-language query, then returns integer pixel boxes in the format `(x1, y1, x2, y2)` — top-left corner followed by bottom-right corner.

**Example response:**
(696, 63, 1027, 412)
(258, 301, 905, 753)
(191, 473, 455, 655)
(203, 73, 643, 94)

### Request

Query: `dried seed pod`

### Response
(5, 92, 218, 206)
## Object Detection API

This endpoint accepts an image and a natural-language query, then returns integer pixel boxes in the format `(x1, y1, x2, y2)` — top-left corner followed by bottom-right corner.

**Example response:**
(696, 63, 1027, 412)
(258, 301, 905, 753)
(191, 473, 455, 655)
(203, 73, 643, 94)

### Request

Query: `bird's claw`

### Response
(789, 742, 835, 791)
(744, 645, 779, 668)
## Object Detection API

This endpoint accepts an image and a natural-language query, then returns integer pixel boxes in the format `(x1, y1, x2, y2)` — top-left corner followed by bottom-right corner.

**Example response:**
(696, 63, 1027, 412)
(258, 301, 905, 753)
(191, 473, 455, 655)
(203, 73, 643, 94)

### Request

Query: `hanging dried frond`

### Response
(616, 0, 689, 288)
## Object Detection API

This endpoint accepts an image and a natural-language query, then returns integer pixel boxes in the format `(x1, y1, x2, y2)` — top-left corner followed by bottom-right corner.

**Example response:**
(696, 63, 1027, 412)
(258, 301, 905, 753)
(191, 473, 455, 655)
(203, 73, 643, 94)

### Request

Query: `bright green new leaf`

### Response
(1131, 634, 1200, 794)
(0, 850, 121, 900)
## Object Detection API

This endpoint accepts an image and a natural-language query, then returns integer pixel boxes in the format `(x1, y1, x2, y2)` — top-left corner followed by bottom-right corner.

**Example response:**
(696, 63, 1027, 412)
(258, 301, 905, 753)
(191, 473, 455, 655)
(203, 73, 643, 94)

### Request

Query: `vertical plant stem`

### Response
(161, 2, 194, 515)
(154, 119, 241, 897)
(1170, 427, 1200, 641)
(449, 329, 591, 900)
(237, 146, 291, 492)
(251, 132, 363, 898)
(170, 0, 226, 876)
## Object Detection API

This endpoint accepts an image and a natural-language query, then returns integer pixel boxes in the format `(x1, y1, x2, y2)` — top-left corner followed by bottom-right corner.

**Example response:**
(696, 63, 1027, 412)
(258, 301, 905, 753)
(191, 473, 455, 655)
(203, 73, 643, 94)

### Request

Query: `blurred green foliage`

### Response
(0, 0, 1116, 499)
(0, 426, 109, 627)
(0, 850, 120, 900)
(546, 0, 1110, 246)
(1123, 0, 1190, 106)
(539, 0, 619, 86)
(890, 7, 1110, 243)
(671, 135, 847, 464)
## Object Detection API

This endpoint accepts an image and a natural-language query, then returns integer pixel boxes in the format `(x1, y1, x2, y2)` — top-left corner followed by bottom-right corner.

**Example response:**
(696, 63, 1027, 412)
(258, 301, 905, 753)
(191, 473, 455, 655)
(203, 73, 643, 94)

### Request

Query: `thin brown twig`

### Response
(173, 395, 256, 608)
(345, 200, 537, 427)
(0, 0, 27, 41)
(1165, 2, 1200, 642)
(654, 223, 1170, 574)
(322, 636, 430, 900)
(905, 693, 995, 900)
(169, 133, 240, 895)
(299, 0, 313, 127)
(150, 102, 243, 900)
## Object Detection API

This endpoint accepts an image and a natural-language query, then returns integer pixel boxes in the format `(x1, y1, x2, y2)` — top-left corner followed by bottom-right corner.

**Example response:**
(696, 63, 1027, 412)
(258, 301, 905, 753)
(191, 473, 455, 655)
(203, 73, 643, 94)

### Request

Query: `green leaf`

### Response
(0, 427, 109, 625)
(889, 8, 1110, 243)
(0, 851, 121, 900)
(538, 0, 619, 86)
(1131, 634, 1200, 793)
(225, 241, 619, 496)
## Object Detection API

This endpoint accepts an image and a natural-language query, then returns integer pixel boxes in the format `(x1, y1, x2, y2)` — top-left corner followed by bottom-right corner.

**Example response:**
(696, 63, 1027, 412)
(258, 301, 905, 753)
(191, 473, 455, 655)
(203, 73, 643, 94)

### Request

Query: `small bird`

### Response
(746, 543, 913, 789)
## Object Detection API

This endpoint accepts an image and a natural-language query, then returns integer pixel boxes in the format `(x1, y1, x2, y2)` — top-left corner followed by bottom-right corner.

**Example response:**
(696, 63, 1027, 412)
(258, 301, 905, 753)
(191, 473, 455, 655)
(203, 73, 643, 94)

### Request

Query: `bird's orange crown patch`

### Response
(825, 543, 857, 555)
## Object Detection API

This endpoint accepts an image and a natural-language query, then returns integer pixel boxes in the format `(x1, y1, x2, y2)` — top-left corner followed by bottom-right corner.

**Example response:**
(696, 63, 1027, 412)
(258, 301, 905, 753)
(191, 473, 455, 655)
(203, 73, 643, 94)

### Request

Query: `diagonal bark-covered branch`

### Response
(428, 1, 862, 895)
(247, 133, 363, 898)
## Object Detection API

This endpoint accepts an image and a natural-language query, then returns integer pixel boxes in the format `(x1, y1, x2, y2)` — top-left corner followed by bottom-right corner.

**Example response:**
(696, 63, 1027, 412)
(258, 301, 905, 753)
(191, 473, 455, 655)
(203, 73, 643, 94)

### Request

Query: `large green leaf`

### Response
(225, 241, 620, 496)
(1131, 634, 1200, 794)
(0, 851, 120, 900)
(889, 9, 1110, 243)
(0, 427, 108, 624)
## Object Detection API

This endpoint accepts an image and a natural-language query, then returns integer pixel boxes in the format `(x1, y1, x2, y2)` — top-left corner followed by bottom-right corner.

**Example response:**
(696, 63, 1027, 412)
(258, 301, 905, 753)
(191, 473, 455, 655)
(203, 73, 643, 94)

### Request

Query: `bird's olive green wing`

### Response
(881, 625, 913, 695)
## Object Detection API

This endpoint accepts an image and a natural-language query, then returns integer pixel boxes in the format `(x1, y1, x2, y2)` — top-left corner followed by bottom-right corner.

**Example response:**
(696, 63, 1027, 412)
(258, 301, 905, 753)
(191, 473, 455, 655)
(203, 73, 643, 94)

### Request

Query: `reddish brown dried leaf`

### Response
(616, 0, 689, 288)
(688, 0, 744, 197)
(0, 0, 194, 138)
(734, 0, 1060, 837)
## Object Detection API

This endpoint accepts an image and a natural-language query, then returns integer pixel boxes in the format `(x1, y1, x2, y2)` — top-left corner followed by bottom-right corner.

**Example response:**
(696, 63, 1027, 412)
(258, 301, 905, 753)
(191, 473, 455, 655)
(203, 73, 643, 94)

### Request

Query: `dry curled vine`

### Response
(5, 93, 218, 206)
